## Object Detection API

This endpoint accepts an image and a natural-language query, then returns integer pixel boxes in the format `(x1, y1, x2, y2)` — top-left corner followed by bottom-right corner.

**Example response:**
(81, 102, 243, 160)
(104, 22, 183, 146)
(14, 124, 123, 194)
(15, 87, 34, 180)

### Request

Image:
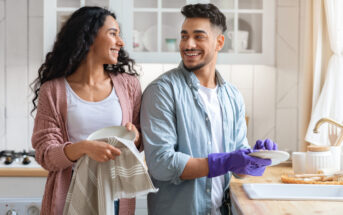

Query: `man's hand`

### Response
(253, 139, 277, 150)
(207, 149, 271, 178)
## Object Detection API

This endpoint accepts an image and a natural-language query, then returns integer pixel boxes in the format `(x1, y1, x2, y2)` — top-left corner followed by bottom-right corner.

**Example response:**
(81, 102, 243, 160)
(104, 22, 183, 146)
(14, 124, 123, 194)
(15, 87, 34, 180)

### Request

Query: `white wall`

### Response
(275, 0, 300, 152)
(0, 0, 43, 151)
(0, 0, 6, 150)
(0, 0, 300, 152)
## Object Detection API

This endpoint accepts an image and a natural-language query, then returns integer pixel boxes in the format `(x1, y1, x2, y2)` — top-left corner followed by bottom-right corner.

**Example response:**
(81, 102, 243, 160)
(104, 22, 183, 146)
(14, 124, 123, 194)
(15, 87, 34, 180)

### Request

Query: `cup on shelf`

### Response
(227, 30, 249, 52)
(133, 30, 144, 51)
(165, 38, 177, 52)
(292, 152, 306, 174)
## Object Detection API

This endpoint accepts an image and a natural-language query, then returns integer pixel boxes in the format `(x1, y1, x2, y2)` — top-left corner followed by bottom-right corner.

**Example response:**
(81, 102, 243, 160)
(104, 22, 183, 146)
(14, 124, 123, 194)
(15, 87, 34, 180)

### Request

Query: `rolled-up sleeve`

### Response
(141, 83, 190, 185)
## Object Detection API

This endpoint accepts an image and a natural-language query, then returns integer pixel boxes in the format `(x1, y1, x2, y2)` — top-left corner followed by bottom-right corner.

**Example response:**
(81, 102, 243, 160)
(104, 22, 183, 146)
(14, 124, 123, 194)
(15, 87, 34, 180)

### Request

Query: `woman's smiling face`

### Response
(90, 15, 124, 65)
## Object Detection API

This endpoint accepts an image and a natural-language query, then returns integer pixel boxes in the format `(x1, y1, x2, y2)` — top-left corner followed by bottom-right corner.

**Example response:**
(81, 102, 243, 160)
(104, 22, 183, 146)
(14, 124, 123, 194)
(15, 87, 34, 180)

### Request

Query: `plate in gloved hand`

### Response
(248, 150, 290, 166)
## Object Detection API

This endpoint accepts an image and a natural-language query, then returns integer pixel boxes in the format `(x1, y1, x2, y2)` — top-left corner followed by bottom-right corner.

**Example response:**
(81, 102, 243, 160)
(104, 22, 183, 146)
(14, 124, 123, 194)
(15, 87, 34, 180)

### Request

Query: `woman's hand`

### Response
(125, 122, 141, 147)
(64, 140, 121, 162)
(84, 140, 121, 162)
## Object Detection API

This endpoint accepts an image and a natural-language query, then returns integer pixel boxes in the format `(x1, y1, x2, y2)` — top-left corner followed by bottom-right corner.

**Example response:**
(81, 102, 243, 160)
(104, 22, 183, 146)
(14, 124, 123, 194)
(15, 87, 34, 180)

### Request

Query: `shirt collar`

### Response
(178, 62, 226, 90)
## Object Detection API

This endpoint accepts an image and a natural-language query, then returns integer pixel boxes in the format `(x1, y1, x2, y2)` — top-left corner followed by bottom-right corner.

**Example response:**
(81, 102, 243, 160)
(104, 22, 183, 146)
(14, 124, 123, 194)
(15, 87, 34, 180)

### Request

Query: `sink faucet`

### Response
(313, 117, 343, 133)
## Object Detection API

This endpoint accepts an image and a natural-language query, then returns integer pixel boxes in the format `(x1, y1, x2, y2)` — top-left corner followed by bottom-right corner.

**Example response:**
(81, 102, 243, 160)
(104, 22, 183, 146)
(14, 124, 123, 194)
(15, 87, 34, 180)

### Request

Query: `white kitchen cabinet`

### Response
(44, 0, 274, 64)
(43, 0, 112, 55)
(112, 0, 275, 64)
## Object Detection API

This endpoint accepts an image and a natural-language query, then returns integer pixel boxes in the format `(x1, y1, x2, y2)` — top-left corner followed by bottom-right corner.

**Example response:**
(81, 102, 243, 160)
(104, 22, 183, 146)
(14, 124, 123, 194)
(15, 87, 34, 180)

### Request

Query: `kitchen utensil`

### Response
(328, 124, 339, 146)
(248, 150, 290, 166)
(335, 130, 343, 146)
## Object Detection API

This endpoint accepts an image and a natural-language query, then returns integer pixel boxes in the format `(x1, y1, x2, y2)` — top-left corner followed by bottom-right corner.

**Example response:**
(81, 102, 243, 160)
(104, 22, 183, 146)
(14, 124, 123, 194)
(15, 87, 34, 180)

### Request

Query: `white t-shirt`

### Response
(198, 85, 224, 215)
(65, 79, 122, 143)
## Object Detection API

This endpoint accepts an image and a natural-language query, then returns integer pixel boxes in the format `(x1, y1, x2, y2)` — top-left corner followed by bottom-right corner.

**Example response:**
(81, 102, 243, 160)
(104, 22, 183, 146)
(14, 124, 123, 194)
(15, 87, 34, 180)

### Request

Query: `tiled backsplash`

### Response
(0, 0, 301, 152)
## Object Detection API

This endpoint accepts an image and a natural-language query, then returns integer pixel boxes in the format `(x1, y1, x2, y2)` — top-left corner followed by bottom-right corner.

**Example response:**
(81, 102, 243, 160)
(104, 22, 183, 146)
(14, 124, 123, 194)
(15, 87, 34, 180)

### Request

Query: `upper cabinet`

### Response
(43, 0, 111, 56)
(44, 0, 275, 65)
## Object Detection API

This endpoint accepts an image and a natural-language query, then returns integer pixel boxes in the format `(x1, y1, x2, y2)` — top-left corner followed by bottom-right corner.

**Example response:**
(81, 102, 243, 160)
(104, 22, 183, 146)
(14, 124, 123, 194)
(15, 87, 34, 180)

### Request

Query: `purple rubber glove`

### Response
(208, 149, 271, 178)
(254, 139, 278, 150)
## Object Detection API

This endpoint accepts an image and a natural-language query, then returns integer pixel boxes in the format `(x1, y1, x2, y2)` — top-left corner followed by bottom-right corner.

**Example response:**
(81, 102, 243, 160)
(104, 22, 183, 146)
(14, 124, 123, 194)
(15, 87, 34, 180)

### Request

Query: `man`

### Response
(140, 3, 277, 215)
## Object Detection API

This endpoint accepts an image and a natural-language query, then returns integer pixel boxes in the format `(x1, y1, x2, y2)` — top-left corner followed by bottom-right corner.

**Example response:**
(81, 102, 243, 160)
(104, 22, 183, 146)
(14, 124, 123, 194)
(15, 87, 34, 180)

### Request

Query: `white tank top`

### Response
(65, 79, 122, 143)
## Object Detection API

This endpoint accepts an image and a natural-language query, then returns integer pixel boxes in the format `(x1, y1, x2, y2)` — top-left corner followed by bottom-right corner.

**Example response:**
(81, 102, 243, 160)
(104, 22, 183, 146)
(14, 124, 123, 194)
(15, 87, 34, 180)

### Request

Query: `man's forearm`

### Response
(180, 157, 209, 180)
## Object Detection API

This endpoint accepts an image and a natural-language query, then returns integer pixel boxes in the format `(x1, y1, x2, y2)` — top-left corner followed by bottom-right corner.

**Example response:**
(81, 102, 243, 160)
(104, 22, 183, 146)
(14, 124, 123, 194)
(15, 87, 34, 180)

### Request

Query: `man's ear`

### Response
(216, 34, 225, 51)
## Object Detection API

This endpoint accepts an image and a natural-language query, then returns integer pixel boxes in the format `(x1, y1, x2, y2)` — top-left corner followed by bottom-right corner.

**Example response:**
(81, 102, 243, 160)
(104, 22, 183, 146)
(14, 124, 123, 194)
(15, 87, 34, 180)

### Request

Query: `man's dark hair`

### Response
(181, 3, 227, 33)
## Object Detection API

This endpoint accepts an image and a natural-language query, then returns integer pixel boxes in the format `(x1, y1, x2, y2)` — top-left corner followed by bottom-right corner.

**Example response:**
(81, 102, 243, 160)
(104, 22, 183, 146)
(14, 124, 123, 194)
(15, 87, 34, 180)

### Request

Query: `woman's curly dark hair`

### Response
(31, 6, 138, 113)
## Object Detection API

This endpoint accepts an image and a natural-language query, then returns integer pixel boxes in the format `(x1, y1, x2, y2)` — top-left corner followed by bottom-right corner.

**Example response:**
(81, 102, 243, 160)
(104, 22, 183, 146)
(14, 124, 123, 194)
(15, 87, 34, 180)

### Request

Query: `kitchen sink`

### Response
(243, 183, 343, 201)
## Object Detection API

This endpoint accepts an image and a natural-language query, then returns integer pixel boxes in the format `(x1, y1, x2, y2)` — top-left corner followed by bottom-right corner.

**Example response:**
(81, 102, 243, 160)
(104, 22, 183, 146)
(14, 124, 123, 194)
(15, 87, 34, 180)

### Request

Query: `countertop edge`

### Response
(0, 168, 48, 177)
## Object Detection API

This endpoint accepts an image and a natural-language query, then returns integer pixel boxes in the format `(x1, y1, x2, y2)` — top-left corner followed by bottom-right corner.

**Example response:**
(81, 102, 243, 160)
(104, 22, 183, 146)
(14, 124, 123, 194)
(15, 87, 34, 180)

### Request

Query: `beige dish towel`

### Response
(63, 136, 158, 215)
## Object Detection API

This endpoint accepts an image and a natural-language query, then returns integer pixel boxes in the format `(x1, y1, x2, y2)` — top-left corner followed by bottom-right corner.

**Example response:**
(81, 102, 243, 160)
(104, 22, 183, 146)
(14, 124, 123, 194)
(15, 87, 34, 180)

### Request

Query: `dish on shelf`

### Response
(248, 150, 290, 166)
(142, 25, 179, 52)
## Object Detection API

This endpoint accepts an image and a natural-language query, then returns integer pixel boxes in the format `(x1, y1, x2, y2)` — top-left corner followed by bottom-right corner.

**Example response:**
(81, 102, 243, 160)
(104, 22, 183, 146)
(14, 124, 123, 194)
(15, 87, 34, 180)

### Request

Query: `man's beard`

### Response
(183, 62, 206, 72)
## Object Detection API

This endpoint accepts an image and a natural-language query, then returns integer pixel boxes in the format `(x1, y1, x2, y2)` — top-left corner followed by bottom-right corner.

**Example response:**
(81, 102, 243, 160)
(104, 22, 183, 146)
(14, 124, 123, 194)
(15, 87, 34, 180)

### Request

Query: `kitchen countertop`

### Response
(0, 168, 48, 177)
(229, 163, 343, 215)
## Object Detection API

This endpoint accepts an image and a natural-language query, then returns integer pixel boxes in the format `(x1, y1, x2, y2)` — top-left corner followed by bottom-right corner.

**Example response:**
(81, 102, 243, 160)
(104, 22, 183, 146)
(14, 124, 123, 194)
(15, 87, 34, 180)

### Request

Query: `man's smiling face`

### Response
(179, 18, 222, 71)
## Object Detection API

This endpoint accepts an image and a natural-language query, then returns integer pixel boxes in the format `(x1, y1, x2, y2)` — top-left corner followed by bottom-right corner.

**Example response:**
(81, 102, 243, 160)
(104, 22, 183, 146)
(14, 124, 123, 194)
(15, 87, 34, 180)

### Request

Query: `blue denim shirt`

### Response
(140, 63, 250, 215)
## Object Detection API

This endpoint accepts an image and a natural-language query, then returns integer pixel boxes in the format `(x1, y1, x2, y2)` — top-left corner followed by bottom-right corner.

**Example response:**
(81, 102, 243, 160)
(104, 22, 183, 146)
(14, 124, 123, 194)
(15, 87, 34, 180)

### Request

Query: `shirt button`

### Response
(206, 117, 209, 121)
(208, 141, 211, 145)
(207, 189, 210, 193)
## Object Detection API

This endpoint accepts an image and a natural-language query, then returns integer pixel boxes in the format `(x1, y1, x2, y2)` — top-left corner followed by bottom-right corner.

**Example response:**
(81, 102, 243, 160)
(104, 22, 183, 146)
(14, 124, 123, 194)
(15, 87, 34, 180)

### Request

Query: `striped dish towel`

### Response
(63, 136, 158, 215)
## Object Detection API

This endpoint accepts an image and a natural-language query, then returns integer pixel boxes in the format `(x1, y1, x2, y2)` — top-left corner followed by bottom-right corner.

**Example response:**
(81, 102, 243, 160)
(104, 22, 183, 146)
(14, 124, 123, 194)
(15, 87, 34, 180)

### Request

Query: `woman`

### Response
(31, 7, 141, 215)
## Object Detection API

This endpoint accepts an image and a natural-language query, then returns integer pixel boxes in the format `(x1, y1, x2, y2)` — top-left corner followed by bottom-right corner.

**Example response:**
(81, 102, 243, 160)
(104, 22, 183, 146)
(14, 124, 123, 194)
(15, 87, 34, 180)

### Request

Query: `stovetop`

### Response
(0, 150, 42, 168)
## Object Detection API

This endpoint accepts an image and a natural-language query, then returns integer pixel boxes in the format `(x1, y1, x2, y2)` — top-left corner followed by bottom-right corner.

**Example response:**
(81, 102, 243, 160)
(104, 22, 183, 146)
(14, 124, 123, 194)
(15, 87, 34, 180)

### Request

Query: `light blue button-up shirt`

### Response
(140, 63, 250, 215)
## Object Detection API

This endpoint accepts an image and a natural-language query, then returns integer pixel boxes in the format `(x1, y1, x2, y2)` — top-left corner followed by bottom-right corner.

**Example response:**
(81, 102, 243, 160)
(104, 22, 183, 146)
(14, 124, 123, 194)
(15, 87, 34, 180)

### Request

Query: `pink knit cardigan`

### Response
(32, 73, 142, 215)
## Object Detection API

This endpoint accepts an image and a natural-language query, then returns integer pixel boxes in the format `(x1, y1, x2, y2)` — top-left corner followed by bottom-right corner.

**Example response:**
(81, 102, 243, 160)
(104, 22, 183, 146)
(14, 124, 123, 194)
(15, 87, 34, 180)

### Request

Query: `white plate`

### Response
(87, 126, 136, 142)
(243, 183, 343, 201)
(248, 150, 290, 166)
(142, 25, 179, 52)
